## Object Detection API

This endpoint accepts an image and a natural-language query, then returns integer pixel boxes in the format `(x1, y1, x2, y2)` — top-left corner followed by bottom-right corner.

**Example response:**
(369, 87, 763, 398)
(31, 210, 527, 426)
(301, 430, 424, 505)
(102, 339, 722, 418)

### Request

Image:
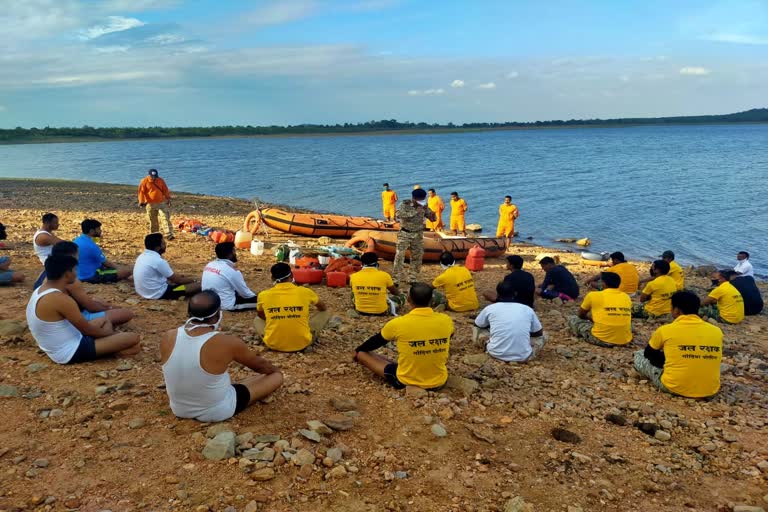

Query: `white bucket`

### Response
(250, 240, 265, 256)
(318, 255, 330, 265)
(289, 248, 301, 265)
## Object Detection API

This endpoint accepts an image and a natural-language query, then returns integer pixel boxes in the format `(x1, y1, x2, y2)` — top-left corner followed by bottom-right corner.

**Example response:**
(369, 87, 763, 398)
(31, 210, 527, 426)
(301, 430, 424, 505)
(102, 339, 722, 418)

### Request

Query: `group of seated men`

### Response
(16, 212, 765, 422)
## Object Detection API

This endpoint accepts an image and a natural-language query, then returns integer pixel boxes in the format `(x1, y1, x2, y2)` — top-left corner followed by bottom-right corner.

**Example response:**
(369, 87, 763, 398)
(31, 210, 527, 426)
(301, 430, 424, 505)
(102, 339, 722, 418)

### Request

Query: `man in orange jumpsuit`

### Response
(138, 169, 174, 239)
(449, 191, 468, 236)
(426, 188, 445, 231)
(381, 183, 398, 222)
(496, 195, 519, 243)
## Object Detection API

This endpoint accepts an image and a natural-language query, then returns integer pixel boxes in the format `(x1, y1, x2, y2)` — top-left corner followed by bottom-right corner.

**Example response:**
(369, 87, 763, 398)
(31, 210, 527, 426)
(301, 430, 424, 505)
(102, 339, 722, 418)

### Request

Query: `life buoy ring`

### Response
(244, 210, 263, 235)
(344, 236, 376, 252)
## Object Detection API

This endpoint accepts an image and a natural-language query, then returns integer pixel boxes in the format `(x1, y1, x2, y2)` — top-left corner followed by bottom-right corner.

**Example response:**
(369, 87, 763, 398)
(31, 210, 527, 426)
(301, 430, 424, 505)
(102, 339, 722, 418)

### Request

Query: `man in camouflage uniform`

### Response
(393, 188, 436, 284)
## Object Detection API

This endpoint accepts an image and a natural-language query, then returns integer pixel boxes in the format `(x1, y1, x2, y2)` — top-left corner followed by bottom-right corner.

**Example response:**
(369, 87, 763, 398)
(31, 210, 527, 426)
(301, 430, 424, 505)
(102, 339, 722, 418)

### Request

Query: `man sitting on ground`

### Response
(569, 272, 632, 347)
(202, 242, 258, 311)
(537, 256, 579, 302)
(160, 291, 283, 422)
(661, 250, 685, 290)
(26, 255, 140, 364)
(134, 233, 201, 300)
(34, 241, 133, 325)
(699, 270, 744, 324)
(73, 219, 132, 283)
(354, 283, 453, 390)
(483, 255, 535, 307)
(0, 224, 25, 286)
(633, 291, 722, 398)
(734, 251, 754, 277)
(474, 281, 544, 362)
(726, 270, 763, 315)
(254, 263, 331, 352)
(432, 252, 479, 312)
(632, 260, 677, 319)
(33, 213, 63, 264)
(586, 251, 639, 295)
(349, 252, 404, 315)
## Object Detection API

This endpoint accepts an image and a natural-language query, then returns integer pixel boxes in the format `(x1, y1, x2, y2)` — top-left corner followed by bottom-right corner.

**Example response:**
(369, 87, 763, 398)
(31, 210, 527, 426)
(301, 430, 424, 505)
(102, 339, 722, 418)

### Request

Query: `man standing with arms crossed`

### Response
(138, 168, 174, 239)
(381, 183, 398, 222)
(426, 188, 445, 232)
(449, 191, 468, 236)
(496, 195, 519, 243)
(393, 188, 436, 285)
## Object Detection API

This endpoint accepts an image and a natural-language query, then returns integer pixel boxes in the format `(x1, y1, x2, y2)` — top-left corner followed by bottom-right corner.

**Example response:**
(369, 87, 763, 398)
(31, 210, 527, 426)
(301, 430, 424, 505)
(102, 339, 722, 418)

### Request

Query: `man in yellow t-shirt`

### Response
(633, 291, 722, 398)
(381, 183, 398, 222)
(585, 251, 639, 295)
(632, 260, 677, 319)
(254, 263, 331, 352)
(426, 189, 445, 232)
(349, 253, 405, 315)
(449, 191, 468, 236)
(353, 283, 454, 390)
(661, 250, 685, 290)
(699, 270, 745, 324)
(431, 252, 479, 312)
(569, 272, 632, 347)
(496, 195, 519, 241)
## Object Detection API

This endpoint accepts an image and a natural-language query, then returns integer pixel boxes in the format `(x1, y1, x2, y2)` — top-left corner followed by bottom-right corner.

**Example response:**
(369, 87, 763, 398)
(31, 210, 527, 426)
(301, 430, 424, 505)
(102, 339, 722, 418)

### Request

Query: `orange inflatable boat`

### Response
(346, 229, 508, 262)
(252, 209, 399, 238)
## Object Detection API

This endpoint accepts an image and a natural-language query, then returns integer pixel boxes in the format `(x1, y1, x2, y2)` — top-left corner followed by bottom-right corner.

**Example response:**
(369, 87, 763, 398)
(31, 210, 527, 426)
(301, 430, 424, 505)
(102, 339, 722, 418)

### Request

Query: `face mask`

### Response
(416, 200, 426, 206)
(440, 262, 455, 270)
(363, 263, 379, 268)
(184, 309, 222, 332)
(93, 237, 101, 244)
(231, 254, 238, 264)
(711, 279, 720, 286)
(274, 274, 293, 285)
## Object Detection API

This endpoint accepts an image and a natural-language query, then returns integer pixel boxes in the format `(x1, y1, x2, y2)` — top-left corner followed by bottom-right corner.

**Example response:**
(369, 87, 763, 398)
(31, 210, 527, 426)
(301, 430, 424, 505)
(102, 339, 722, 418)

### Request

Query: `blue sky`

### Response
(1, 0, 766, 128)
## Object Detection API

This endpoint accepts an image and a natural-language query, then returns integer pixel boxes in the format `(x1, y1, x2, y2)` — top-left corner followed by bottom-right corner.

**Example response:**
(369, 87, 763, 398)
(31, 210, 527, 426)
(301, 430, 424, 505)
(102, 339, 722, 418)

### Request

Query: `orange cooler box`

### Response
(293, 268, 323, 285)
(466, 245, 486, 271)
(326, 271, 348, 287)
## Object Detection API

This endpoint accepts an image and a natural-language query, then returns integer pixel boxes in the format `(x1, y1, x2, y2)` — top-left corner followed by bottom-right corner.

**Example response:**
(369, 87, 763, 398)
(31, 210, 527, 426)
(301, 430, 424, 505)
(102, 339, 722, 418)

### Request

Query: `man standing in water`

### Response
(381, 183, 398, 222)
(449, 191, 468, 236)
(393, 188, 436, 285)
(496, 195, 519, 243)
(138, 168, 174, 239)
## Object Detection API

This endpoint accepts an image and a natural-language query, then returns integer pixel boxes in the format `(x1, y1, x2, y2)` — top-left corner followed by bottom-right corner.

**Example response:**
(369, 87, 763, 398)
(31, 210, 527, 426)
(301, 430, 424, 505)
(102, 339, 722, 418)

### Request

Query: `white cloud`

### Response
(704, 32, 768, 45)
(99, 0, 178, 11)
(0, 0, 82, 43)
(146, 34, 186, 45)
(94, 45, 131, 53)
(619, 74, 630, 82)
(450, 79, 465, 88)
(0, 105, 7, 112)
(79, 16, 145, 40)
(506, 71, 519, 79)
(477, 82, 496, 89)
(35, 70, 166, 86)
(407, 88, 445, 96)
(242, 0, 317, 27)
(679, 66, 711, 76)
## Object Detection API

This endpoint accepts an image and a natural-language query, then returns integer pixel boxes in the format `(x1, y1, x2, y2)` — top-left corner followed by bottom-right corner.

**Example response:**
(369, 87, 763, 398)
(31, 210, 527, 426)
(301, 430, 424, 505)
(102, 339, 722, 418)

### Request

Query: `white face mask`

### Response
(416, 200, 427, 206)
(440, 262, 455, 270)
(184, 309, 222, 332)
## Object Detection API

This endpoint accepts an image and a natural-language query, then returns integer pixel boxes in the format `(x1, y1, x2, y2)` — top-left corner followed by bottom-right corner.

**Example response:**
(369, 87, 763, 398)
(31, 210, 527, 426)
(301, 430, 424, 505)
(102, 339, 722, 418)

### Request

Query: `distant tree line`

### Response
(2, 108, 767, 142)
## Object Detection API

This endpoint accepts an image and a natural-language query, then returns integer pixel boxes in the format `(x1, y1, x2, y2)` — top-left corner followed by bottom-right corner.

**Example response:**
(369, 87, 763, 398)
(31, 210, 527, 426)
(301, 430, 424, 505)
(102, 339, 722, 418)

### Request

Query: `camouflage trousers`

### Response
(698, 304, 731, 324)
(567, 315, 616, 348)
(351, 291, 407, 315)
(393, 230, 424, 283)
(631, 303, 671, 321)
(633, 350, 670, 393)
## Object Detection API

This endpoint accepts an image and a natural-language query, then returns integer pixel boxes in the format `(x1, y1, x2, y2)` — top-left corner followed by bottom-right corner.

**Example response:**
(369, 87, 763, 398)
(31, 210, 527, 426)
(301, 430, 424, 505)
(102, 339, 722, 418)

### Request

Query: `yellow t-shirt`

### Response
(349, 267, 394, 314)
(668, 260, 685, 290)
(432, 265, 479, 312)
(649, 314, 722, 398)
(708, 281, 745, 324)
(381, 307, 453, 389)
(606, 262, 639, 294)
(427, 195, 444, 215)
(641, 275, 677, 316)
(256, 283, 319, 352)
(450, 198, 467, 217)
(580, 288, 632, 345)
(498, 203, 518, 223)
(381, 190, 397, 207)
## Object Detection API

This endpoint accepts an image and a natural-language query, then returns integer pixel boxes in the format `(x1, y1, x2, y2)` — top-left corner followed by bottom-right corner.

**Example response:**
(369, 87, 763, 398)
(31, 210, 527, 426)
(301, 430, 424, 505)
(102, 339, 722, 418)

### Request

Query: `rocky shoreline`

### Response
(0, 179, 766, 511)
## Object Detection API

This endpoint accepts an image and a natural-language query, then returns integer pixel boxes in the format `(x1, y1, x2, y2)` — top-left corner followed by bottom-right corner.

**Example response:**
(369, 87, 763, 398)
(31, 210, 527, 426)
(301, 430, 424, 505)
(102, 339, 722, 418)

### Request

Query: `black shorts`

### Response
(82, 267, 118, 284)
(383, 363, 406, 389)
(160, 284, 187, 300)
(232, 384, 251, 415)
(67, 336, 97, 364)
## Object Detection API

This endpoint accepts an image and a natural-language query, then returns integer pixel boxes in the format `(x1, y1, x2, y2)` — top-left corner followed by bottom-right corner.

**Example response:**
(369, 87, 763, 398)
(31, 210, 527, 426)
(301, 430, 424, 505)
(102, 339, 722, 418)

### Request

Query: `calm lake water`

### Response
(2, 124, 767, 276)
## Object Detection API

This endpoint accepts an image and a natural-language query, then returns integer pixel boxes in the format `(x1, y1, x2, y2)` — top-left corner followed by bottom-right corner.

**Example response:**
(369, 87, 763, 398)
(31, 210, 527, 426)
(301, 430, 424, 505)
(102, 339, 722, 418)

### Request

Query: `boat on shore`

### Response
(580, 251, 610, 266)
(247, 209, 399, 238)
(346, 229, 508, 262)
